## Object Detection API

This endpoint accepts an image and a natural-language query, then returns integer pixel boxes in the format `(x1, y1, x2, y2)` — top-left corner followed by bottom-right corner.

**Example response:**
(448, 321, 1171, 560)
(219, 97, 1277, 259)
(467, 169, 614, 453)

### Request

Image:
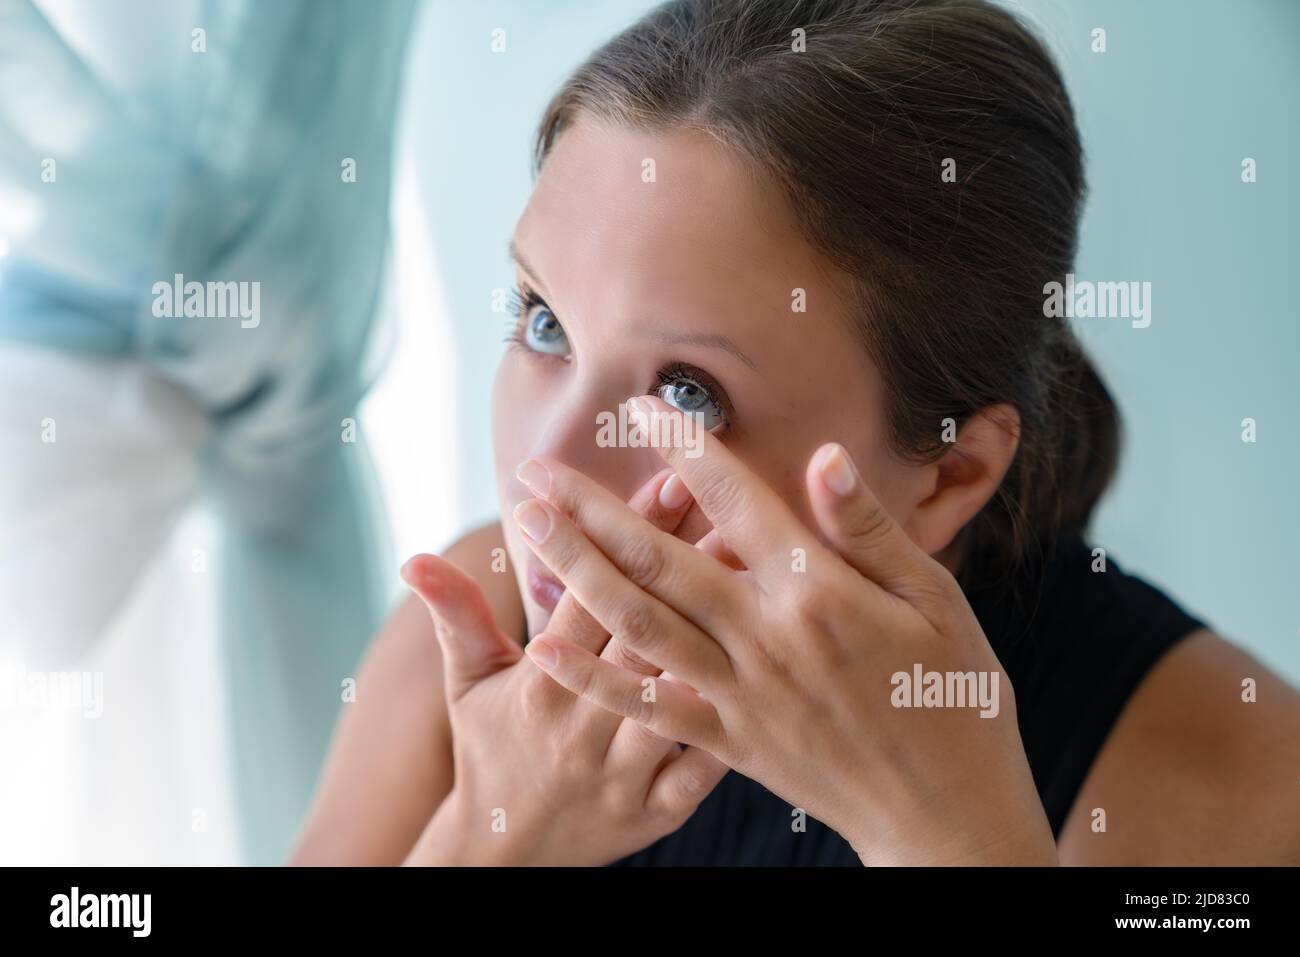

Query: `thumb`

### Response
(805, 442, 928, 599)
(401, 553, 522, 702)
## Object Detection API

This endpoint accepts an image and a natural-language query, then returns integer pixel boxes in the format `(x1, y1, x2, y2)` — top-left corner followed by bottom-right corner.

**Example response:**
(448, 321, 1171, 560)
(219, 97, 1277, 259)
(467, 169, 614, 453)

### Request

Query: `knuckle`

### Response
(606, 637, 656, 675)
(670, 768, 709, 811)
(697, 471, 745, 523)
(562, 487, 598, 533)
(616, 534, 667, 591)
(617, 678, 654, 725)
(851, 499, 894, 543)
(613, 599, 659, 650)
(543, 530, 584, 577)
(787, 582, 834, 632)
(649, 769, 705, 827)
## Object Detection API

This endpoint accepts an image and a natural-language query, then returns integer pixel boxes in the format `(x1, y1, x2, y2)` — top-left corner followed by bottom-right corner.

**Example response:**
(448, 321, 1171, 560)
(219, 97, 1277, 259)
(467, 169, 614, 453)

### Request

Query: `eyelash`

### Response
(503, 282, 732, 430)
(502, 283, 548, 351)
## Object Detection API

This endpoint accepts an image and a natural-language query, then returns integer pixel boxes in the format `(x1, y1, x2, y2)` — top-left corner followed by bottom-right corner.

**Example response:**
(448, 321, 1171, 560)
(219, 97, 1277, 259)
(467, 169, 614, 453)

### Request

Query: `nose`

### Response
(523, 392, 662, 499)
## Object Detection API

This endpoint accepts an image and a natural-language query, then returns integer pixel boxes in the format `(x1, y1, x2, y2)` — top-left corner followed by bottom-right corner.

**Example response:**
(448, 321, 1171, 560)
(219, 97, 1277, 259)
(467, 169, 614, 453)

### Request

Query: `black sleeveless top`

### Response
(609, 532, 1208, 866)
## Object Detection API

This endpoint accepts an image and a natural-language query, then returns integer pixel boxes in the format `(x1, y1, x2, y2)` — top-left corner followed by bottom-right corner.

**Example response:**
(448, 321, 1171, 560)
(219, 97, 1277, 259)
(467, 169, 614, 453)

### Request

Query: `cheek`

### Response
(854, 444, 916, 516)
(490, 355, 550, 483)
(726, 436, 815, 526)
(491, 361, 539, 559)
(848, 443, 935, 551)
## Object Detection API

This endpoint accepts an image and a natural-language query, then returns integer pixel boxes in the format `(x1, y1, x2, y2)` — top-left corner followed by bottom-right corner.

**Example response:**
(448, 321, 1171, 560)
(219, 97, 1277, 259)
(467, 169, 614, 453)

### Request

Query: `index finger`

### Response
(534, 465, 687, 659)
(626, 394, 828, 583)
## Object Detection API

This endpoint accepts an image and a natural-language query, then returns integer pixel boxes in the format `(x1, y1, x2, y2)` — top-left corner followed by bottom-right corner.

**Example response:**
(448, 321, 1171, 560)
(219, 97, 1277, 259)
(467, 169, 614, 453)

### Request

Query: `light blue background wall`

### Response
(400, 0, 1299, 682)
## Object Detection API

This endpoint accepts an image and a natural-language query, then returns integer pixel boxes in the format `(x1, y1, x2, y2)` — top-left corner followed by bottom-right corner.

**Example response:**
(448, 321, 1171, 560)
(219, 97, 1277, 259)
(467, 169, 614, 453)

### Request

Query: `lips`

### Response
(527, 565, 565, 612)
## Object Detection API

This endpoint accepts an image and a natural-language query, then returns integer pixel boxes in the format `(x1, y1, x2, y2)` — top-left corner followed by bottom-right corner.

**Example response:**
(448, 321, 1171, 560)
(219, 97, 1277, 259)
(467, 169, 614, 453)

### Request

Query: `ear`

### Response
(901, 403, 1021, 557)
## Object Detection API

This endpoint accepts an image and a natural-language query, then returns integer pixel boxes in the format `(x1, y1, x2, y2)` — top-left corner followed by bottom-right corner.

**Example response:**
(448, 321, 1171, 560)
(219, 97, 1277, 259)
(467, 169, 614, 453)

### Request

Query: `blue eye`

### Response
(504, 284, 731, 431)
(523, 304, 569, 356)
(655, 369, 727, 431)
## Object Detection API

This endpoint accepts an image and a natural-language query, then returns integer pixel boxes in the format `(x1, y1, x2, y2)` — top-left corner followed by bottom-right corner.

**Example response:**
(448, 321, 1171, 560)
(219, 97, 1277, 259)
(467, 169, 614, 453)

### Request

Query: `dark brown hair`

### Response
(533, 0, 1120, 584)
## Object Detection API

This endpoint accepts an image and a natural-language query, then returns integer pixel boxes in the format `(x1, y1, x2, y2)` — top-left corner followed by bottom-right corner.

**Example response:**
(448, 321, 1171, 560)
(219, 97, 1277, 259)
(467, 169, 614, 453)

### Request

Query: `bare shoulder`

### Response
(1058, 629, 1300, 864)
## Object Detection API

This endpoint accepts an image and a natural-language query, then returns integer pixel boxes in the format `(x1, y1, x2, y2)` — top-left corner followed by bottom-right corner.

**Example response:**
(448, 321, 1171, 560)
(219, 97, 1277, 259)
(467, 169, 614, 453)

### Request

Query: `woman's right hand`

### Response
(400, 467, 726, 866)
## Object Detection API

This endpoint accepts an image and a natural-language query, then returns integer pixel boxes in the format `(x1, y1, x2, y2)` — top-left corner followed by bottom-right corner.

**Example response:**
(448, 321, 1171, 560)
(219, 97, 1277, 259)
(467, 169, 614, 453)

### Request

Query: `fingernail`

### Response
(399, 555, 424, 587)
(626, 396, 648, 424)
(658, 472, 692, 510)
(515, 458, 551, 496)
(526, 637, 558, 670)
(514, 499, 552, 543)
(818, 443, 856, 496)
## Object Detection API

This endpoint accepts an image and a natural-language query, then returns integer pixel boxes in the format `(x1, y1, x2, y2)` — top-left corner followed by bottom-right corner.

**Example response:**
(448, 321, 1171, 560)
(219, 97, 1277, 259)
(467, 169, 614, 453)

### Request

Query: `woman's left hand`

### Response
(512, 395, 1058, 865)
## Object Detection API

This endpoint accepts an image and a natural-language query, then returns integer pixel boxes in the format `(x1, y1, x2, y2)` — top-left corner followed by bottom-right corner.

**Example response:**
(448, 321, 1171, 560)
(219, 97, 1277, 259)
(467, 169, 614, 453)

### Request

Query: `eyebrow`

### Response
(508, 238, 546, 295)
(508, 238, 759, 372)
(636, 329, 758, 371)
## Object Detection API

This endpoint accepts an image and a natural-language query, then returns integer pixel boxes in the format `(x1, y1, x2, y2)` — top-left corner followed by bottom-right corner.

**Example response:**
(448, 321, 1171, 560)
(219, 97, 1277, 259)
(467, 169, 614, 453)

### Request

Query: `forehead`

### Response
(515, 116, 840, 331)
(512, 115, 881, 428)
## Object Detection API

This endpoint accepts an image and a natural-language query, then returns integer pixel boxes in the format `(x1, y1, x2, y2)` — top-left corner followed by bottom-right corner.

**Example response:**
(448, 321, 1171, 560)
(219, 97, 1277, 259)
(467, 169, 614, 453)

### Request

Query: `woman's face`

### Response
(492, 116, 923, 638)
